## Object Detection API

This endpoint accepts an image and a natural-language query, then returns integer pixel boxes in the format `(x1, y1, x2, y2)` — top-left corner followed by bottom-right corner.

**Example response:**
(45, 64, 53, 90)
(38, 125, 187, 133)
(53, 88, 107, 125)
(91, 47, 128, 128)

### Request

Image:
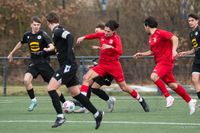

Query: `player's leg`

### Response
(151, 64, 174, 108)
(47, 77, 65, 128)
(165, 73, 196, 115)
(91, 76, 116, 112)
(40, 63, 66, 104)
(117, 81, 150, 112)
(80, 68, 101, 96)
(191, 63, 200, 107)
(24, 64, 39, 111)
(69, 85, 104, 129)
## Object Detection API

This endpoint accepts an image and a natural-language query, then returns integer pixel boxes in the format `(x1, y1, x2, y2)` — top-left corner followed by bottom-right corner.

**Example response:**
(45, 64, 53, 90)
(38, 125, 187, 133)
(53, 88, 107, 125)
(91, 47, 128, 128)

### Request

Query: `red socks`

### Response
(174, 85, 191, 103)
(155, 79, 170, 97)
(80, 85, 89, 96)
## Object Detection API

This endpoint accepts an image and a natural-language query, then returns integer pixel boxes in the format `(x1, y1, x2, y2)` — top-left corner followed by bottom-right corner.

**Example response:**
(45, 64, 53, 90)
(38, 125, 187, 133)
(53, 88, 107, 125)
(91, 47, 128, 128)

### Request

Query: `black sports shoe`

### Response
(94, 111, 104, 130)
(52, 117, 66, 128)
(139, 98, 150, 112)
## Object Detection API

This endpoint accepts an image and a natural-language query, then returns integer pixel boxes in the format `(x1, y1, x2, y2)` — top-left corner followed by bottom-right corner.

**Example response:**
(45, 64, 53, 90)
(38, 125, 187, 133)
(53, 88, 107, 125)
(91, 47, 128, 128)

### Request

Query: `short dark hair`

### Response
(46, 12, 60, 24)
(31, 16, 41, 23)
(144, 16, 158, 28)
(105, 20, 119, 31)
(188, 13, 199, 20)
(96, 24, 105, 30)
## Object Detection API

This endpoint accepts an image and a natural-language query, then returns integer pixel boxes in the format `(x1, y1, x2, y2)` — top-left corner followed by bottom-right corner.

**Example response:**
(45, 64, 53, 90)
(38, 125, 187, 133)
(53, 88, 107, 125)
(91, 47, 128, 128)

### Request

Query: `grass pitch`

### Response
(0, 96, 199, 133)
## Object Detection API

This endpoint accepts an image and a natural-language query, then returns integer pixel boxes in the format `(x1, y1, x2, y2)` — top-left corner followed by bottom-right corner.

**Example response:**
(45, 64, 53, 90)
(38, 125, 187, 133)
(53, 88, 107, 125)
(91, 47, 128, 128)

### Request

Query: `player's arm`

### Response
(76, 32, 103, 45)
(178, 48, 195, 57)
(133, 50, 153, 59)
(171, 35, 179, 58)
(7, 41, 22, 62)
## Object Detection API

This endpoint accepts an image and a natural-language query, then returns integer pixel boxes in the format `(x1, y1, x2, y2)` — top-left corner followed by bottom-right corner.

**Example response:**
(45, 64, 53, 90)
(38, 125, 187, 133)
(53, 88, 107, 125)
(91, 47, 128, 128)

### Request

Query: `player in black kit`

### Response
(178, 13, 200, 105)
(45, 12, 103, 129)
(7, 16, 66, 112)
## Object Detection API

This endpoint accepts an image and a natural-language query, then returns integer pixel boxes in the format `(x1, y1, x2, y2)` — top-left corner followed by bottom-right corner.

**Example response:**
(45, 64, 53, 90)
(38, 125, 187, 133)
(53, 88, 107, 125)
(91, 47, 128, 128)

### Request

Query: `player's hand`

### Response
(91, 45, 100, 49)
(76, 36, 85, 45)
(101, 44, 113, 50)
(133, 52, 143, 59)
(7, 54, 13, 63)
(43, 47, 51, 52)
(177, 52, 187, 57)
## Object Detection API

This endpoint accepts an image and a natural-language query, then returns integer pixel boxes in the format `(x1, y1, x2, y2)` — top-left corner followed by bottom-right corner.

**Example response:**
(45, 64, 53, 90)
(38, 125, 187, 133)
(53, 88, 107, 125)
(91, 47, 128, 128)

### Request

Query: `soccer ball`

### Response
(62, 100, 75, 113)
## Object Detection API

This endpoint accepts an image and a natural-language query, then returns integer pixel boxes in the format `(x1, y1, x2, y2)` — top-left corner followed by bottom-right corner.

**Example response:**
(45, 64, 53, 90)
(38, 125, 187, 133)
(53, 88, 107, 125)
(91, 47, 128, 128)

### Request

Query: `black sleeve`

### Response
(42, 31, 53, 45)
(54, 28, 70, 39)
(21, 32, 28, 44)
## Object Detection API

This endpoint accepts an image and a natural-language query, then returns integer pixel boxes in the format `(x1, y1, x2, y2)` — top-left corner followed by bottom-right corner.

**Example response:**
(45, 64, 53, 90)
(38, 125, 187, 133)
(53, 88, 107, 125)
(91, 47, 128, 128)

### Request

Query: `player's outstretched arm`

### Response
(178, 48, 195, 57)
(133, 50, 153, 59)
(76, 36, 85, 45)
(7, 42, 22, 63)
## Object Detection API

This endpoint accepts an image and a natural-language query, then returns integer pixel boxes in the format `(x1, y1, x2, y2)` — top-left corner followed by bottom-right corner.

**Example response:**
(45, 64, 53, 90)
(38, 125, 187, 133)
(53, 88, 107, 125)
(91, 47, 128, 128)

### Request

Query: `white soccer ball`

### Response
(62, 100, 75, 113)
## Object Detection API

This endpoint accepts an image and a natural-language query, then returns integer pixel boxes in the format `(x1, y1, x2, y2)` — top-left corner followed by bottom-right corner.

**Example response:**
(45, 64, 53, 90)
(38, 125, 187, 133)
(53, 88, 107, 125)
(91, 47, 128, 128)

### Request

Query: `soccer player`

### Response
(178, 13, 200, 106)
(76, 20, 150, 112)
(133, 16, 197, 115)
(74, 24, 116, 113)
(45, 12, 103, 129)
(7, 16, 66, 112)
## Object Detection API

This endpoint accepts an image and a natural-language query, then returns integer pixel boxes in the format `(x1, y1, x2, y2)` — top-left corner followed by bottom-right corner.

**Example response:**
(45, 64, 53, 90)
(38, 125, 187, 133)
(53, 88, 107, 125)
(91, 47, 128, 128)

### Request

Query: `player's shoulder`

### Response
(23, 31, 31, 36)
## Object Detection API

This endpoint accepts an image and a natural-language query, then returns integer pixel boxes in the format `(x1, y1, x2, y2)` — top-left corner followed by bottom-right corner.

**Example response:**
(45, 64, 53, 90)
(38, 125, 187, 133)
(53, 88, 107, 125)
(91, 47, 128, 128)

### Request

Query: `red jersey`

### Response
(85, 32, 123, 63)
(149, 29, 173, 64)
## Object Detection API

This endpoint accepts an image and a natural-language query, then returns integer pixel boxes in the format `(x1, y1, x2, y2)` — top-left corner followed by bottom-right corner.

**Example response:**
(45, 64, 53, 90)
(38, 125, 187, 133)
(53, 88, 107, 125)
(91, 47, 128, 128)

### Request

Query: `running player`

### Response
(7, 16, 66, 112)
(178, 13, 200, 107)
(77, 20, 150, 112)
(133, 16, 197, 115)
(45, 12, 103, 129)
(74, 24, 116, 113)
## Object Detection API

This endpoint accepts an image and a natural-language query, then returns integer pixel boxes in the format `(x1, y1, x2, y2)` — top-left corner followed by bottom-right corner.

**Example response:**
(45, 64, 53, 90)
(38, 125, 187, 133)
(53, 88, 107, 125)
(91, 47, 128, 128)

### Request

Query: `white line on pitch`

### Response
(0, 120, 199, 126)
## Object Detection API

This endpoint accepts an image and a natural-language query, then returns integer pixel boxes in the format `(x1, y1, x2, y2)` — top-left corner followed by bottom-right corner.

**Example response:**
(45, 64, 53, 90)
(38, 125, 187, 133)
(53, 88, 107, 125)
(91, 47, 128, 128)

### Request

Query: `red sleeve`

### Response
(159, 29, 173, 40)
(112, 36, 123, 55)
(84, 32, 104, 40)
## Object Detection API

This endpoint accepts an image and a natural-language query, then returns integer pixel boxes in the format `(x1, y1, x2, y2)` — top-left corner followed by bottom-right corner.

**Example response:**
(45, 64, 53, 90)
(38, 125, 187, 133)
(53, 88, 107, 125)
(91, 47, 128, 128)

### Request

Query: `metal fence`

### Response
(0, 55, 195, 96)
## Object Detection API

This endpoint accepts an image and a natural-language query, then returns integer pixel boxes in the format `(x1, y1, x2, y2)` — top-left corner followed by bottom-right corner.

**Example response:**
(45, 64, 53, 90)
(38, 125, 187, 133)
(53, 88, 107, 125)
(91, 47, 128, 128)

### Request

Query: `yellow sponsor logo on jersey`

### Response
(30, 42, 40, 51)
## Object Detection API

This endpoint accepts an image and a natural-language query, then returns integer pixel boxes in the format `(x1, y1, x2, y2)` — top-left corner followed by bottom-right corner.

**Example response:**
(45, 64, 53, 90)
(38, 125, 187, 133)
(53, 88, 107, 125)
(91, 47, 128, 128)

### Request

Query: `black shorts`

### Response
(192, 63, 200, 73)
(26, 63, 54, 83)
(93, 74, 114, 86)
(53, 64, 79, 88)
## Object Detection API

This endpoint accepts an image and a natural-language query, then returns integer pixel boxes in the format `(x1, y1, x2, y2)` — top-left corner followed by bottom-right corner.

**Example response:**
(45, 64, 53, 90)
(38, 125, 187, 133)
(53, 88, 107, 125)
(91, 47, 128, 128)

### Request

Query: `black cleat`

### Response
(94, 111, 104, 130)
(139, 98, 150, 112)
(51, 117, 66, 128)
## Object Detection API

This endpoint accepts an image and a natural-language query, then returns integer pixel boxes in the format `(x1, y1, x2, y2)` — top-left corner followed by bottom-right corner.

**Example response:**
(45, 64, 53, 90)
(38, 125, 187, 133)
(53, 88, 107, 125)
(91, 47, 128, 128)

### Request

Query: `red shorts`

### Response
(92, 61, 124, 82)
(153, 62, 176, 84)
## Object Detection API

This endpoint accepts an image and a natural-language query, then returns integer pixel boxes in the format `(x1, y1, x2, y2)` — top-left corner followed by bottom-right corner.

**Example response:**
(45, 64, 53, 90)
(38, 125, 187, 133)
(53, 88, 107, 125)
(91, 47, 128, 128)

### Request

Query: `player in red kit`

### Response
(133, 16, 197, 115)
(77, 20, 150, 112)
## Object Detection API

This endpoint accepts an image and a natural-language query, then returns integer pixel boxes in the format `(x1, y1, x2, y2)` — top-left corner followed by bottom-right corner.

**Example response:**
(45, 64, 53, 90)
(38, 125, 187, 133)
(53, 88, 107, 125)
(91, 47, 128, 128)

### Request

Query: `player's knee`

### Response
(150, 73, 159, 81)
(192, 76, 199, 84)
(23, 78, 31, 86)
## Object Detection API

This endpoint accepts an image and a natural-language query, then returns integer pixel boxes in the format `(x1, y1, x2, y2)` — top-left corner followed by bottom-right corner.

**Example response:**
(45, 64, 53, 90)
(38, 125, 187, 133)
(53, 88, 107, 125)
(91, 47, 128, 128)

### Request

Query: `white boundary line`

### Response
(0, 120, 199, 126)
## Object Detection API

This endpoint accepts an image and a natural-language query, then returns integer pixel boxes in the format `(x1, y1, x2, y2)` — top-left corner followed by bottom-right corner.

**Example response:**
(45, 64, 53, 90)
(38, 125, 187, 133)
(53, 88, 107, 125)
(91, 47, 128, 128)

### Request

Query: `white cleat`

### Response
(107, 96, 116, 112)
(165, 96, 174, 108)
(188, 99, 197, 115)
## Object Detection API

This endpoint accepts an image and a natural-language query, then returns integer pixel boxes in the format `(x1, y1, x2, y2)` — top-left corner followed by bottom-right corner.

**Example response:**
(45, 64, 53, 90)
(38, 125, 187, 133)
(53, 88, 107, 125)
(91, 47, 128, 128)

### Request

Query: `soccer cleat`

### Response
(52, 117, 66, 128)
(107, 96, 116, 112)
(188, 99, 197, 115)
(139, 98, 150, 112)
(165, 96, 174, 108)
(27, 100, 38, 112)
(73, 107, 89, 113)
(94, 111, 104, 130)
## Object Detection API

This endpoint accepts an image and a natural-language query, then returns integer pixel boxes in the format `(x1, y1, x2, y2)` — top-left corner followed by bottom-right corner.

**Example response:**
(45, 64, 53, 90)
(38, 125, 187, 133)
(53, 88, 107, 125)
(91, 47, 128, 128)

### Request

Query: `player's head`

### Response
(144, 16, 158, 33)
(46, 12, 60, 30)
(104, 20, 119, 37)
(188, 13, 199, 30)
(31, 16, 41, 34)
(95, 24, 105, 33)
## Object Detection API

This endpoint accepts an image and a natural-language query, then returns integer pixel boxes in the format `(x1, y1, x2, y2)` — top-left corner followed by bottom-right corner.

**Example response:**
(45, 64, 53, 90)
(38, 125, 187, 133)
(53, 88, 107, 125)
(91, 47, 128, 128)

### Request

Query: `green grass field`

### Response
(0, 96, 199, 133)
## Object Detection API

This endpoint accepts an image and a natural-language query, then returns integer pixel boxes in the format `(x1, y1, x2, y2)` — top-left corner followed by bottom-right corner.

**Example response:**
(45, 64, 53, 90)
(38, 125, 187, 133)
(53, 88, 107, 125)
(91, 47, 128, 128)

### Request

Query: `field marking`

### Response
(0, 120, 199, 126)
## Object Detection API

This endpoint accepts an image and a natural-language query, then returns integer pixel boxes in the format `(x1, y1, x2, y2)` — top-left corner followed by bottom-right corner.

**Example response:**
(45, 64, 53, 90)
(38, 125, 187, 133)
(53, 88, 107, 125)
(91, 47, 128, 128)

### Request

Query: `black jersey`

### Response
(52, 25, 77, 67)
(189, 26, 200, 64)
(21, 30, 52, 64)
